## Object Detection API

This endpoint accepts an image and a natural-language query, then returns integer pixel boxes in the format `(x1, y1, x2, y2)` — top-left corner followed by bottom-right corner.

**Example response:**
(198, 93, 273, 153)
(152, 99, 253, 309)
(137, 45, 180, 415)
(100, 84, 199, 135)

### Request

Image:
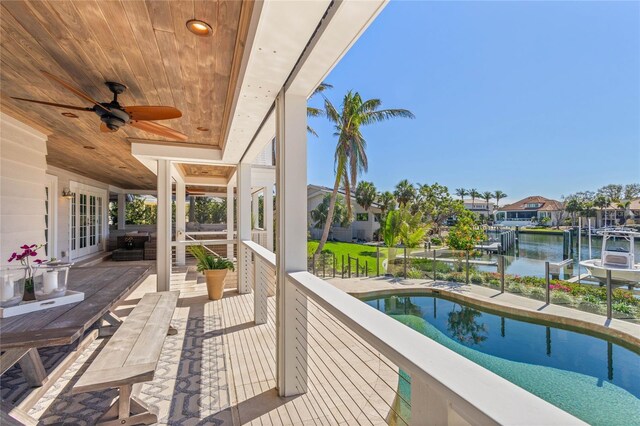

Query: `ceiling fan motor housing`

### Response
(96, 106, 130, 131)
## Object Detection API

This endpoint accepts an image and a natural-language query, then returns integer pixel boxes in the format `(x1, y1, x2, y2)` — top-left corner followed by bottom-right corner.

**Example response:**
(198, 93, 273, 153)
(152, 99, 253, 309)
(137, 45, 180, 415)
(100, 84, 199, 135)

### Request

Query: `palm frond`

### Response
(363, 108, 415, 124)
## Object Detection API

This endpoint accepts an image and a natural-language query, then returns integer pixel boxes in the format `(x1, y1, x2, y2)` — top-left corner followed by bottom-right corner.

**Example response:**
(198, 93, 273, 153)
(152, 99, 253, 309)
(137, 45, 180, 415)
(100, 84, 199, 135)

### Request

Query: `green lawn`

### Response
(519, 228, 564, 235)
(307, 240, 388, 275)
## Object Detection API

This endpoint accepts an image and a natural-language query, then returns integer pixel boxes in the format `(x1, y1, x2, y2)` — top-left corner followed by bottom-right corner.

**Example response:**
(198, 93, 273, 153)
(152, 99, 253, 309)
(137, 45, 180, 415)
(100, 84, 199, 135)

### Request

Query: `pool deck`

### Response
(326, 277, 640, 348)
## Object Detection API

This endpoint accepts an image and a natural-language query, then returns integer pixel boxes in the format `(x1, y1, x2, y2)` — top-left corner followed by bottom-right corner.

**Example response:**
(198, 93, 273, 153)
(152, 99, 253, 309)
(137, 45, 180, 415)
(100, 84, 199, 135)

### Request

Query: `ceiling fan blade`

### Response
(100, 123, 117, 133)
(10, 97, 93, 112)
(129, 120, 188, 141)
(123, 106, 182, 121)
(40, 70, 110, 113)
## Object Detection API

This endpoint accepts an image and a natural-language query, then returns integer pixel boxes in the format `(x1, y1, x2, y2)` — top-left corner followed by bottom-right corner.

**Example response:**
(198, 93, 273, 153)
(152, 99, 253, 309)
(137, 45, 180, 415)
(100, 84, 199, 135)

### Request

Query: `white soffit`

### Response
(286, 0, 388, 97)
(222, 0, 332, 164)
(236, 0, 388, 164)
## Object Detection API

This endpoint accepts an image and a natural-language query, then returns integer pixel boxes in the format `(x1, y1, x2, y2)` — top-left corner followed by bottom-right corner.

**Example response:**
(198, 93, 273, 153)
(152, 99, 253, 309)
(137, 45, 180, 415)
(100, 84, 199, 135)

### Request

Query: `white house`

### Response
(0, 1, 584, 424)
(307, 184, 381, 242)
(462, 199, 496, 218)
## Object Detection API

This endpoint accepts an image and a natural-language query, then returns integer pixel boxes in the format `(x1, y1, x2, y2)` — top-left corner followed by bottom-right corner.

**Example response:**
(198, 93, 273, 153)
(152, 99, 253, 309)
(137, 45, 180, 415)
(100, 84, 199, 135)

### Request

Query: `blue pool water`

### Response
(364, 295, 640, 425)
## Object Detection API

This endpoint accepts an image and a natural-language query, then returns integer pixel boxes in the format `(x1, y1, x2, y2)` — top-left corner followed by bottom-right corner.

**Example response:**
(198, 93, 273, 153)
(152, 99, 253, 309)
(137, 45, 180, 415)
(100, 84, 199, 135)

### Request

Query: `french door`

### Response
(70, 183, 106, 260)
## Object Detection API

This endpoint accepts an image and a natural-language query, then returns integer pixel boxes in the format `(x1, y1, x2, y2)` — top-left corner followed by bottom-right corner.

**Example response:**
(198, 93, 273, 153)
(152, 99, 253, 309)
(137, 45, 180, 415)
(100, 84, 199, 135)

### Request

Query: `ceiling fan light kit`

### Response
(11, 71, 187, 141)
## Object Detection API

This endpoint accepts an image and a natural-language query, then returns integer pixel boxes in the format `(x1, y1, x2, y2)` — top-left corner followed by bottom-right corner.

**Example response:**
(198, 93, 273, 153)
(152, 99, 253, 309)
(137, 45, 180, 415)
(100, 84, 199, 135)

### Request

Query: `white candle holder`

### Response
(0, 267, 25, 308)
(34, 263, 71, 301)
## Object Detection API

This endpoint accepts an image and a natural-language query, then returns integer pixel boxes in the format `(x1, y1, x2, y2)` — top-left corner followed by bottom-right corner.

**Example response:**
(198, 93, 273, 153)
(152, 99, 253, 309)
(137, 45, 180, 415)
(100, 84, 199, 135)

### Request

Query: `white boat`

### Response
(579, 228, 640, 284)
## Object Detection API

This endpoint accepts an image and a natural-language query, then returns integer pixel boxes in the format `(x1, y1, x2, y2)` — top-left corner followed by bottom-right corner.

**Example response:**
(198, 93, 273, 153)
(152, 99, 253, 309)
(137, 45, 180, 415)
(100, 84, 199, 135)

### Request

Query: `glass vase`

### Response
(0, 267, 25, 308)
(34, 264, 69, 300)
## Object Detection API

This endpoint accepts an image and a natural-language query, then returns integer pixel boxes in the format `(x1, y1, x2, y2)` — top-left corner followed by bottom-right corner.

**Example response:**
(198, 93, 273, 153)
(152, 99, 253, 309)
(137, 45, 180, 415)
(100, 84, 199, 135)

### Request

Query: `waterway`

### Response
(476, 232, 640, 285)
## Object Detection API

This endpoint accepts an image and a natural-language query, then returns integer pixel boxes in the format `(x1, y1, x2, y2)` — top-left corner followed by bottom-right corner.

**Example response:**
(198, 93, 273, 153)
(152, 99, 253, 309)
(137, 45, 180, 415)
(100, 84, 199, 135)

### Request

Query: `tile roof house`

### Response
(495, 196, 564, 226)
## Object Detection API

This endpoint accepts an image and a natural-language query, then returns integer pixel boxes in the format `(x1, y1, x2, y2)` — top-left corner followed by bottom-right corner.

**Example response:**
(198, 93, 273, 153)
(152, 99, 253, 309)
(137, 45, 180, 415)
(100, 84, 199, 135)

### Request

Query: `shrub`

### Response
(508, 282, 524, 293)
(470, 274, 483, 285)
(528, 287, 546, 300)
(407, 268, 423, 279)
(612, 302, 633, 315)
(431, 237, 443, 246)
(488, 279, 500, 288)
(551, 291, 573, 305)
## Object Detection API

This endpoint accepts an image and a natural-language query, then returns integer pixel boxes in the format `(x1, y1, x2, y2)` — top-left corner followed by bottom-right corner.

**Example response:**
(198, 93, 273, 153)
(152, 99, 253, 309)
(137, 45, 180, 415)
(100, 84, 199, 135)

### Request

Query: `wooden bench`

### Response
(72, 291, 179, 426)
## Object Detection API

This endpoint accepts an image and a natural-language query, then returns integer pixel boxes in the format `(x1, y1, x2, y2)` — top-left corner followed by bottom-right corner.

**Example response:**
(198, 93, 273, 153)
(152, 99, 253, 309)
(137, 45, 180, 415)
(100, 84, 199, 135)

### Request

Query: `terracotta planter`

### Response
(204, 269, 228, 300)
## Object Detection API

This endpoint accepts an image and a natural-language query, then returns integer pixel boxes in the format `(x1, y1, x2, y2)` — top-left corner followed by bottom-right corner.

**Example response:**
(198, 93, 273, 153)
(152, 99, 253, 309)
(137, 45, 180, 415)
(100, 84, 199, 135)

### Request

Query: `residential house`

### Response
(598, 198, 640, 227)
(0, 1, 583, 424)
(463, 199, 496, 218)
(307, 184, 381, 242)
(495, 196, 564, 227)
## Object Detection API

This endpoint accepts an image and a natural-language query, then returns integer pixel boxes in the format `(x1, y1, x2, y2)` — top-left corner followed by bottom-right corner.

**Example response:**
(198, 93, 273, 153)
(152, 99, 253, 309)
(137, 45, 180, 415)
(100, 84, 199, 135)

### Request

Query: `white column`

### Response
(175, 181, 186, 266)
(275, 89, 308, 397)
(264, 185, 274, 251)
(226, 184, 235, 259)
(252, 190, 260, 229)
(117, 192, 126, 230)
(156, 159, 172, 292)
(237, 163, 252, 294)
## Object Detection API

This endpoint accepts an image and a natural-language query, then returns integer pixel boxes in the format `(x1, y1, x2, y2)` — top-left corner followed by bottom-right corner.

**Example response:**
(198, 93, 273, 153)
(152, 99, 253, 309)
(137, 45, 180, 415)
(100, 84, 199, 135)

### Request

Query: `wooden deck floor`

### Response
(3, 262, 400, 425)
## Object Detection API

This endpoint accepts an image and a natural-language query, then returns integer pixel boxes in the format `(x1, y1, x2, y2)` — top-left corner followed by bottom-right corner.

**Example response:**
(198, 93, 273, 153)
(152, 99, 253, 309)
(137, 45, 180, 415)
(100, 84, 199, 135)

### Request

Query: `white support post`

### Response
(254, 258, 268, 325)
(226, 184, 235, 260)
(237, 163, 252, 294)
(410, 376, 450, 425)
(156, 159, 172, 292)
(275, 89, 308, 397)
(117, 192, 126, 231)
(175, 181, 186, 266)
(252, 190, 260, 229)
(264, 185, 274, 251)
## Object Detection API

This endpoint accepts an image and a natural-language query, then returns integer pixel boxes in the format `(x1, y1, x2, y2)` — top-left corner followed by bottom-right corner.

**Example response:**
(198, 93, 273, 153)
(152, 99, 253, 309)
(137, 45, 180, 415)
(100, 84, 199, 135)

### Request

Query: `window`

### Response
(526, 203, 541, 208)
(356, 213, 369, 222)
(374, 213, 381, 222)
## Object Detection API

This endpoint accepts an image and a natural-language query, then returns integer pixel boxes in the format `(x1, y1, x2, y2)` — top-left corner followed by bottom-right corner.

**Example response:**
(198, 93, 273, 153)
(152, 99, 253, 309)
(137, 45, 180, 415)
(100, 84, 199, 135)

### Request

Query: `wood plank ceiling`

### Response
(0, 0, 251, 189)
(179, 163, 235, 179)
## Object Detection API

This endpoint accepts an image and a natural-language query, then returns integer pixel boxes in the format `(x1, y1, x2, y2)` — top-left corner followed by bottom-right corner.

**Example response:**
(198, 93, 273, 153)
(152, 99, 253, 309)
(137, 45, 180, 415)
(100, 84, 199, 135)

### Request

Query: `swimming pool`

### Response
(364, 294, 640, 425)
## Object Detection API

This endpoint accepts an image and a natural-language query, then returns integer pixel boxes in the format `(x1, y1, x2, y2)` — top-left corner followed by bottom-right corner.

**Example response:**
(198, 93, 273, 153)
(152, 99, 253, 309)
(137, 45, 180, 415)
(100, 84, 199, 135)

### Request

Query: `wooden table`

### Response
(0, 265, 150, 389)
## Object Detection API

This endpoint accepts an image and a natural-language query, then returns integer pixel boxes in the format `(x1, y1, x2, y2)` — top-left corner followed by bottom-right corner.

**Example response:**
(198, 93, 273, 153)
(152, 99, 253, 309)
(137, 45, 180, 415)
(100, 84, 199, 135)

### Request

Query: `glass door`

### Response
(70, 184, 106, 260)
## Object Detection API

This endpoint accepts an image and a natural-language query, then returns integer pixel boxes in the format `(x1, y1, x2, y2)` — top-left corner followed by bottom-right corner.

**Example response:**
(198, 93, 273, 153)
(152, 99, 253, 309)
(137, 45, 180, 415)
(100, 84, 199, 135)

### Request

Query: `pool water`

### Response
(364, 295, 640, 425)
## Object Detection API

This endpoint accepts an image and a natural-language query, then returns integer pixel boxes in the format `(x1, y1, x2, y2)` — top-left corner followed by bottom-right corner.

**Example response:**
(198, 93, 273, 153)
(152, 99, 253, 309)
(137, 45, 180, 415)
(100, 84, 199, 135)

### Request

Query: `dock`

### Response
(436, 258, 498, 266)
(567, 273, 591, 283)
(475, 242, 501, 252)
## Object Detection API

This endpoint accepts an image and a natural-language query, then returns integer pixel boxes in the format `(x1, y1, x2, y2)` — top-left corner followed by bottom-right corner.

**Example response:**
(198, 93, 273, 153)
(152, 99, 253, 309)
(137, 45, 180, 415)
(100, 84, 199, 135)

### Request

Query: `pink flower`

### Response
(33, 259, 43, 264)
(29, 250, 37, 257)
(20, 244, 30, 250)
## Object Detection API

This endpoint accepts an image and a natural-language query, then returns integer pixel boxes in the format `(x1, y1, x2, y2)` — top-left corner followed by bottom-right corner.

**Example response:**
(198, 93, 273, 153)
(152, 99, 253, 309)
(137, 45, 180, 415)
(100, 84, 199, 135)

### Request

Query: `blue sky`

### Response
(307, 0, 640, 203)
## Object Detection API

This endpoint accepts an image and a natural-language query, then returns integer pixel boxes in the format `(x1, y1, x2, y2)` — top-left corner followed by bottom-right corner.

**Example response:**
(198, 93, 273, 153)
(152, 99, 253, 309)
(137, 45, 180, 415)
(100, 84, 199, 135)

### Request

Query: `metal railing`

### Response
(241, 240, 583, 425)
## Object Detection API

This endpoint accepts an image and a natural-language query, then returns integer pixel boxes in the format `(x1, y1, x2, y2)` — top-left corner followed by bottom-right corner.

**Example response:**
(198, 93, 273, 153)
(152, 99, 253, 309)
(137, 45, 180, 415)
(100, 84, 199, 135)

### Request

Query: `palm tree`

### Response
(455, 188, 468, 201)
(307, 83, 333, 137)
(481, 191, 493, 212)
(469, 189, 480, 206)
(394, 179, 416, 207)
(355, 181, 377, 213)
(494, 190, 507, 208)
(315, 92, 414, 254)
(378, 191, 397, 217)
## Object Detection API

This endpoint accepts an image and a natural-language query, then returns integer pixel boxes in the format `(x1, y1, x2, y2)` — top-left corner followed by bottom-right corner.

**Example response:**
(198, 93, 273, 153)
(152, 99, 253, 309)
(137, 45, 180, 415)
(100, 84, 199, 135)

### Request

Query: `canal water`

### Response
(477, 232, 640, 284)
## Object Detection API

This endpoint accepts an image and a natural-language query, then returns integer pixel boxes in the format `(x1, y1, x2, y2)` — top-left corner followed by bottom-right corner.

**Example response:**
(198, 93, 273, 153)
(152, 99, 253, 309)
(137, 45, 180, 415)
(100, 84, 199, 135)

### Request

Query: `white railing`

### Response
(242, 240, 276, 324)
(240, 240, 583, 425)
(251, 229, 268, 248)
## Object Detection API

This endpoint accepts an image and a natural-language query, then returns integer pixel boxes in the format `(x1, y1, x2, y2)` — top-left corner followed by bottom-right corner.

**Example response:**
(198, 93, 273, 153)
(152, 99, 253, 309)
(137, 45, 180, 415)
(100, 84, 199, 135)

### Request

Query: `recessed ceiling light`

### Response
(62, 112, 78, 118)
(83, 145, 95, 150)
(186, 19, 213, 37)
(197, 126, 209, 131)
(118, 166, 127, 169)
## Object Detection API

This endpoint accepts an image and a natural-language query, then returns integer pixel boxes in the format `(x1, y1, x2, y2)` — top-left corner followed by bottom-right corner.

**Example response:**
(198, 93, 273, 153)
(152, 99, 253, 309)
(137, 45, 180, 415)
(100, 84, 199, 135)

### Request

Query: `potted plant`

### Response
(188, 245, 234, 300)
(8, 244, 44, 301)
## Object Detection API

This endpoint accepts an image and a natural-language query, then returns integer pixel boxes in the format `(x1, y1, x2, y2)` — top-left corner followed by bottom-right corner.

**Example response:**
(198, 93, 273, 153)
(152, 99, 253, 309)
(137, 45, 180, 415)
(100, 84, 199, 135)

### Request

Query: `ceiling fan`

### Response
(11, 71, 188, 141)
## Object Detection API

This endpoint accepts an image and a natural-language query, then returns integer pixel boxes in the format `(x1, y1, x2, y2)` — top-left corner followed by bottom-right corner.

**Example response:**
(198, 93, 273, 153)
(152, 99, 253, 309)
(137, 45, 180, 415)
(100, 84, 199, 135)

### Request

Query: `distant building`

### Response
(307, 184, 381, 242)
(463, 199, 496, 217)
(598, 198, 640, 227)
(495, 196, 564, 227)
